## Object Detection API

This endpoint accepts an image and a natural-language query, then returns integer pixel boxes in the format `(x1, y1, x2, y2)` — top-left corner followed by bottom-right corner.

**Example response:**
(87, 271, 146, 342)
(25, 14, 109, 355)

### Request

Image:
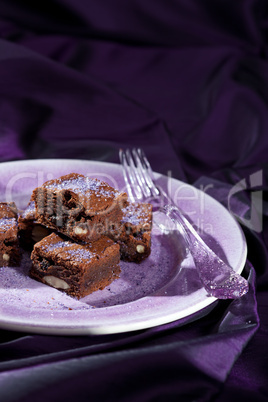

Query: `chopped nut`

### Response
(74, 226, 88, 236)
(3, 253, 10, 261)
(44, 275, 70, 290)
(136, 245, 145, 254)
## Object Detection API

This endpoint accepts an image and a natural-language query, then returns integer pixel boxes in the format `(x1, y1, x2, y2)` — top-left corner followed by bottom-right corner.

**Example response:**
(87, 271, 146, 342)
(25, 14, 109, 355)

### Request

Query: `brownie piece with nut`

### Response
(30, 232, 121, 298)
(31, 173, 128, 243)
(109, 202, 152, 263)
(0, 202, 21, 266)
(18, 201, 52, 250)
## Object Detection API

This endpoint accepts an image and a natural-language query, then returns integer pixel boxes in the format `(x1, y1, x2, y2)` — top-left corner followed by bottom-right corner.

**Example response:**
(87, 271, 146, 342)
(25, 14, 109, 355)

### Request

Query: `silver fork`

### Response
(119, 148, 249, 299)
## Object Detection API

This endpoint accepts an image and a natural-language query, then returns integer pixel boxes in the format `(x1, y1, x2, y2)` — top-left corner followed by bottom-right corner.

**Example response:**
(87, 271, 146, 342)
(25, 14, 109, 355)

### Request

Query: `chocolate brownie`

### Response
(30, 232, 121, 298)
(18, 201, 52, 250)
(109, 202, 152, 263)
(31, 173, 128, 243)
(0, 202, 21, 266)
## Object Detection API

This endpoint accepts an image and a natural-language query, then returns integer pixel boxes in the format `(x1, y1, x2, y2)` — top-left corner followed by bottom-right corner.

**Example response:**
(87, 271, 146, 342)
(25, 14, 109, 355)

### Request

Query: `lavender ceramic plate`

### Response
(0, 159, 247, 335)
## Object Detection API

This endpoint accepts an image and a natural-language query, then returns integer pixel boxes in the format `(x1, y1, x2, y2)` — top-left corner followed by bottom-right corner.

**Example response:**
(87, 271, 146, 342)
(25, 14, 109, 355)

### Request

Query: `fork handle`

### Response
(160, 204, 209, 253)
(160, 205, 249, 299)
(162, 204, 229, 265)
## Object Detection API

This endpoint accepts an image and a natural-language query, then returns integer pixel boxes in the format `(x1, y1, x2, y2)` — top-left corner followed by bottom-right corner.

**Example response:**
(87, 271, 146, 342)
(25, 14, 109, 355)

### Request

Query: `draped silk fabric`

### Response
(0, 1, 268, 401)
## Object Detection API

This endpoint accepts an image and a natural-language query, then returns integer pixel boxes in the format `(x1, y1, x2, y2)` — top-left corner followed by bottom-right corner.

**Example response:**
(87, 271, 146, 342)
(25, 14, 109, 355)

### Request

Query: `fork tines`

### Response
(119, 148, 158, 203)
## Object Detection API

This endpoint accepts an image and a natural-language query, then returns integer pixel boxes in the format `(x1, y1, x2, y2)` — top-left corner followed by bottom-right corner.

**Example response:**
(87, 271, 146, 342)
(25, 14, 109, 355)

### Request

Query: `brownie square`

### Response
(0, 202, 18, 218)
(109, 202, 152, 263)
(31, 173, 128, 243)
(18, 201, 52, 250)
(0, 202, 21, 266)
(30, 232, 121, 298)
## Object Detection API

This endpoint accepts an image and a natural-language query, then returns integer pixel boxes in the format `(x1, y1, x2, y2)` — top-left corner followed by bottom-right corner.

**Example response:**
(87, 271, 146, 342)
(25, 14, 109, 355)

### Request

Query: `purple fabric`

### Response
(0, 1, 267, 400)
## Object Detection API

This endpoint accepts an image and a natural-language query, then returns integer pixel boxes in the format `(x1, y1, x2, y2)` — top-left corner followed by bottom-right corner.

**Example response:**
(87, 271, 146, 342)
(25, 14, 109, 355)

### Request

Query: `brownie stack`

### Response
(16, 173, 153, 299)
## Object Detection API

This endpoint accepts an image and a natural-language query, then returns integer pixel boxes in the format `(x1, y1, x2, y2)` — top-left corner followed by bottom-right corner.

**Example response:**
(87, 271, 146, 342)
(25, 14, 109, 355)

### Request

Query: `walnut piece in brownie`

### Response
(30, 232, 121, 298)
(109, 202, 152, 263)
(0, 202, 21, 266)
(18, 201, 52, 250)
(31, 173, 128, 243)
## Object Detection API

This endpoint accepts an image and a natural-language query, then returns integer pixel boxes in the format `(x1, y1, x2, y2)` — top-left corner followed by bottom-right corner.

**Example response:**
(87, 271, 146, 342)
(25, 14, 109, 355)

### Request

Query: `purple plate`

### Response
(0, 159, 247, 335)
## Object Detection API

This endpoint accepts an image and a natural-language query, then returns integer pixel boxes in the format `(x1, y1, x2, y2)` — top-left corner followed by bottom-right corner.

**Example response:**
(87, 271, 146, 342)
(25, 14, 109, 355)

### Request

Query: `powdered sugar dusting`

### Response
(121, 203, 150, 225)
(43, 240, 72, 253)
(41, 239, 94, 262)
(21, 201, 36, 218)
(0, 218, 17, 231)
(44, 175, 119, 199)
(64, 247, 94, 261)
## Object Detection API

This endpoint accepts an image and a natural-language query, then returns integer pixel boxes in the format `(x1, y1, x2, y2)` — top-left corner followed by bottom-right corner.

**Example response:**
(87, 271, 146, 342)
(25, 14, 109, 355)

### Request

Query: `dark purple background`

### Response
(0, 1, 268, 401)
